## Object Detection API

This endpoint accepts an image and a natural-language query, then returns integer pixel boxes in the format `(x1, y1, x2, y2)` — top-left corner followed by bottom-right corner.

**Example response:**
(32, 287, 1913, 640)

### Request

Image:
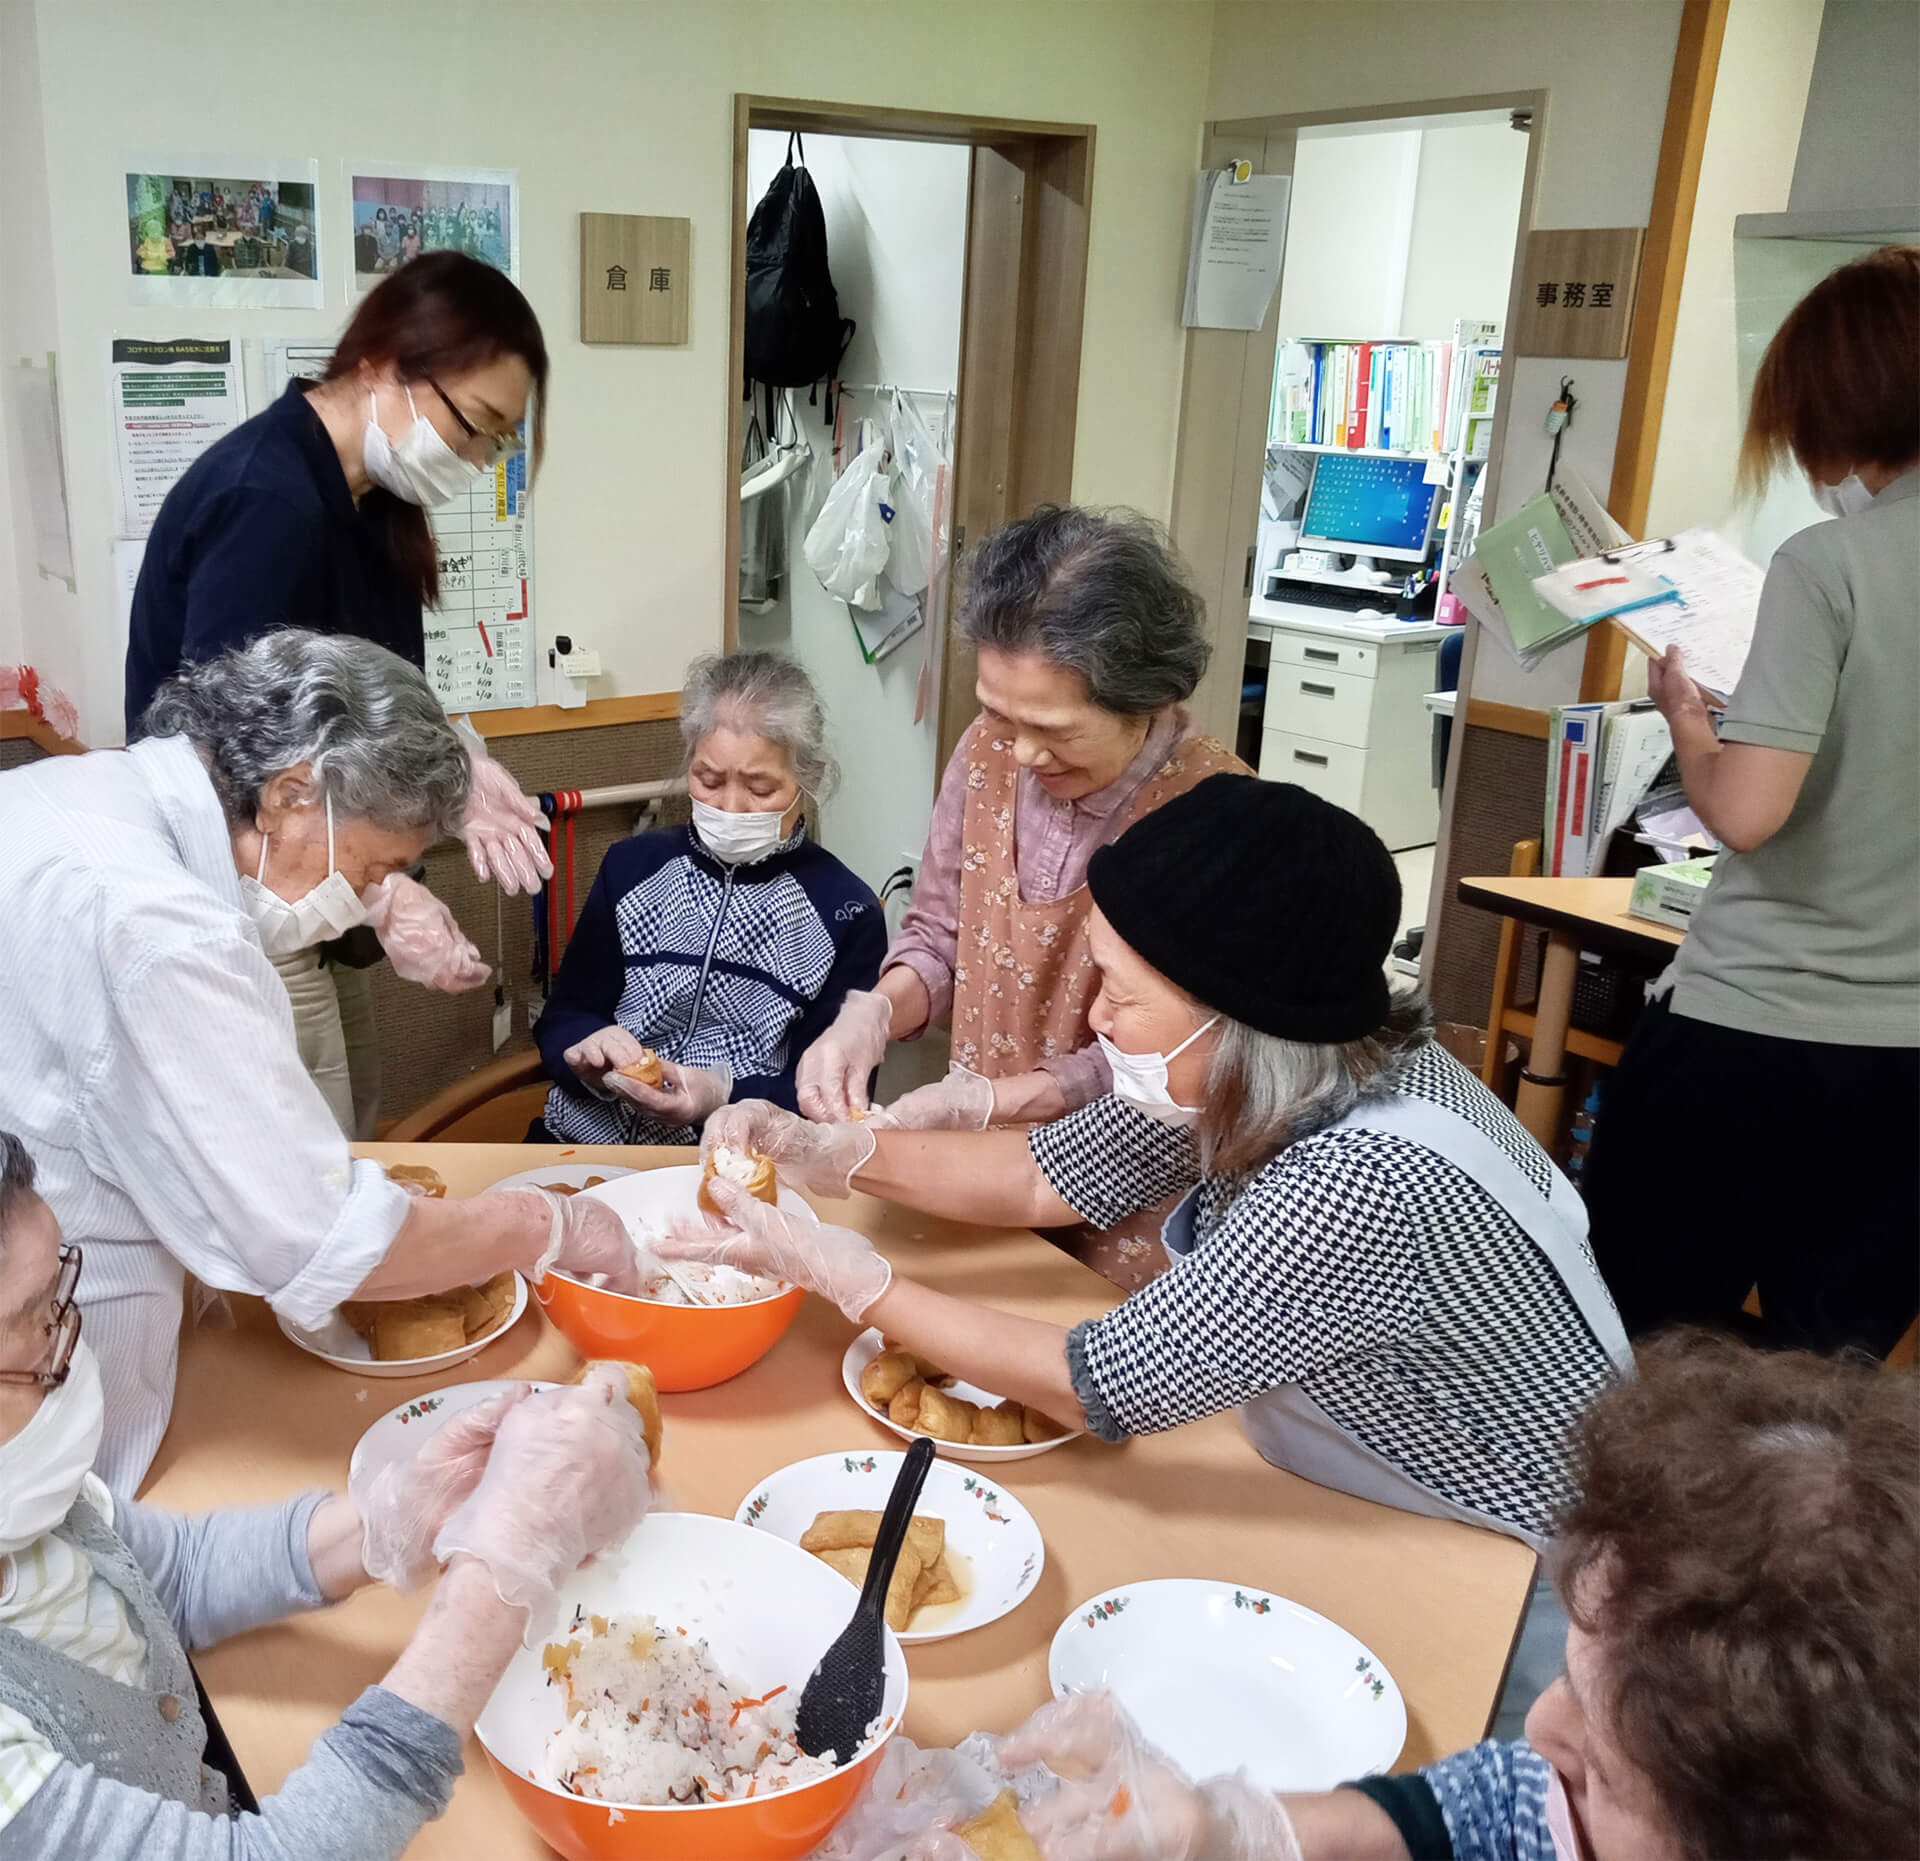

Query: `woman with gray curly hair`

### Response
(531, 650, 884, 1145)
(795, 505, 1246, 1288)
(0, 630, 638, 1493)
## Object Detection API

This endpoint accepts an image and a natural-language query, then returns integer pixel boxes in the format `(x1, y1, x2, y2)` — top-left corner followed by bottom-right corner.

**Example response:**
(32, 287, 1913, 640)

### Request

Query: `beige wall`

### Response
(18, 0, 1216, 745)
(1209, 0, 1686, 707)
(1644, 0, 1824, 541)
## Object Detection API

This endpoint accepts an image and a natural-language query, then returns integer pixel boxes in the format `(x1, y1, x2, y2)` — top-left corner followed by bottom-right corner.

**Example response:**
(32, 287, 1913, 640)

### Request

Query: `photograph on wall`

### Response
(348, 166, 518, 293)
(124, 159, 322, 308)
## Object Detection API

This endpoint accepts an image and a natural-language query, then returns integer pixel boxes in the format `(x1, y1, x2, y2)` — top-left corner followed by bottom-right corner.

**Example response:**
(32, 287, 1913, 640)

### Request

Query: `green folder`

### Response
(1473, 494, 1591, 659)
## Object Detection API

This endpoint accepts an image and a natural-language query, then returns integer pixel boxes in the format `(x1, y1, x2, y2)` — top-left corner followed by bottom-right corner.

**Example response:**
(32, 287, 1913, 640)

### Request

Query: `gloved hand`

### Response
(562, 1022, 653, 1085)
(701, 1098, 876, 1198)
(661, 1176, 892, 1323)
(432, 1365, 654, 1640)
(453, 715, 553, 896)
(360, 873, 491, 992)
(607, 1056, 735, 1127)
(796, 989, 894, 1121)
(489, 1186, 643, 1296)
(352, 1383, 532, 1591)
(993, 1693, 1301, 1861)
(872, 1063, 995, 1132)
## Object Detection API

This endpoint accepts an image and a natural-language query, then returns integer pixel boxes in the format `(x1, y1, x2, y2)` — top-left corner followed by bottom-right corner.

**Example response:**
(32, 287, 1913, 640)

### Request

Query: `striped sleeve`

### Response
(0, 1708, 60, 1833)
(1026, 1096, 1200, 1230)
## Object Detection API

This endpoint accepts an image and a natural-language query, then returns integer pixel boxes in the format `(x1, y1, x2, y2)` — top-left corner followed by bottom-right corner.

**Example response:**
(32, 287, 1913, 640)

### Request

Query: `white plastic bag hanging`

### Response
(885, 390, 939, 598)
(804, 418, 893, 610)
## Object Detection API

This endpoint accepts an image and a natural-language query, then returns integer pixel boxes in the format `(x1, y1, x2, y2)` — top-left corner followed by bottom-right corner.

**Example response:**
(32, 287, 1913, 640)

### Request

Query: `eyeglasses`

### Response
(423, 375, 523, 465)
(0, 1245, 82, 1390)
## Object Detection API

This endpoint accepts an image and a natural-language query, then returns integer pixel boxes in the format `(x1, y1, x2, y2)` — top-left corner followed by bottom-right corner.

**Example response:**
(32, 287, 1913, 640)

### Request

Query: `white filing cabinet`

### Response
(1249, 602, 1447, 851)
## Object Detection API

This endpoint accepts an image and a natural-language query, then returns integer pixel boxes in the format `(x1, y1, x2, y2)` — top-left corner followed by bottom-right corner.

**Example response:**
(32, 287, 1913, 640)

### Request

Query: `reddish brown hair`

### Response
(1555, 1331, 1919, 1860)
(1738, 243, 1920, 499)
(323, 250, 549, 607)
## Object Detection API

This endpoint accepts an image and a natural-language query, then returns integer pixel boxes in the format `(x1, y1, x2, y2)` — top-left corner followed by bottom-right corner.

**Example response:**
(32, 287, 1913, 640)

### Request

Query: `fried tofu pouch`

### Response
(801, 1510, 945, 1567)
(860, 1350, 922, 1407)
(957, 1791, 1043, 1861)
(570, 1360, 664, 1470)
(698, 1143, 780, 1217)
(814, 1543, 924, 1632)
(970, 1401, 1027, 1447)
(888, 1377, 928, 1428)
(914, 1384, 979, 1444)
(615, 1047, 664, 1087)
(382, 1163, 446, 1198)
(372, 1304, 466, 1360)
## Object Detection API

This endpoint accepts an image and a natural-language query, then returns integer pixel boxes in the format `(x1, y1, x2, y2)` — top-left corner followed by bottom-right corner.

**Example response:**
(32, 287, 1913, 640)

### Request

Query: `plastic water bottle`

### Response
(1566, 1086, 1602, 1188)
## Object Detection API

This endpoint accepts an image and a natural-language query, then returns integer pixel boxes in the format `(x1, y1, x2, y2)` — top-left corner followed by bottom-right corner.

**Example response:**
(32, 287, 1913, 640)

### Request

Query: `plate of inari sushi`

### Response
(486, 1162, 638, 1198)
(841, 1329, 1080, 1463)
(734, 1450, 1044, 1644)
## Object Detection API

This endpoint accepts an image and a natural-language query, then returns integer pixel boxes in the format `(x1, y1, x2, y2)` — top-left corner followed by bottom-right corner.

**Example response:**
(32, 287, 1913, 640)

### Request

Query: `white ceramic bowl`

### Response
(475, 1512, 909, 1861)
(1049, 1577, 1406, 1791)
(276, 1273, 529, 1379)
(841, 1328, 1079, 1463)
(734, 1450, 1045, 1644)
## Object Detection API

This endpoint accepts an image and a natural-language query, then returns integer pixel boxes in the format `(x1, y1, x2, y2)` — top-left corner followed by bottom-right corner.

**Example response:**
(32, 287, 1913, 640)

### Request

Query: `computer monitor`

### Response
(1299, 453, 1442, 564)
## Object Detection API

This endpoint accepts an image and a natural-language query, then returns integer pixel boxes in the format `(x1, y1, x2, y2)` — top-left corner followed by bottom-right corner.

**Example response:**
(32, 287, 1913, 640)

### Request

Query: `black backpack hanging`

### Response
(745, 134, 855, 396)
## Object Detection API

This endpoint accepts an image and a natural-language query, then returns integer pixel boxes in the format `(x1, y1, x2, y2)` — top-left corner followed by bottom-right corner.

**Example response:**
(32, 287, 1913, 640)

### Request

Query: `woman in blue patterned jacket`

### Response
(531, 653, 884, 1146)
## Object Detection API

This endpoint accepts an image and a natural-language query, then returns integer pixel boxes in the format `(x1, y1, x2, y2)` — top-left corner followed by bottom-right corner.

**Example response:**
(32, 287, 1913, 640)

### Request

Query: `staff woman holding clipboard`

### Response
(1583, 244, 1919, 1357)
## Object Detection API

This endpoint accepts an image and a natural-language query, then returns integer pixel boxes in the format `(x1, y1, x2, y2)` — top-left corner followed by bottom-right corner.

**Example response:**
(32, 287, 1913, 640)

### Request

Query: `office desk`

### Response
(1456, 875, 1685, 1148)
(1246, 605, 1454, 849)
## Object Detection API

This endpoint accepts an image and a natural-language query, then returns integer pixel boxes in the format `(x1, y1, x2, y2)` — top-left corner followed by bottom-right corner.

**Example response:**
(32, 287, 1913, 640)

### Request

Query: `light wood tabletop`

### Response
(1455, 875, 1686, 952)
(142, 1143, 1535, 1858)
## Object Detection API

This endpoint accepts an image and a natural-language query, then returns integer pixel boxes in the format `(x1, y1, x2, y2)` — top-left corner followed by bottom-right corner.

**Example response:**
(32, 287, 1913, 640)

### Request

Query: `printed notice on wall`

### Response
(110, 338, 246, 536)
(1182, 169, 1291, 331)
(263, 340, 535, 713)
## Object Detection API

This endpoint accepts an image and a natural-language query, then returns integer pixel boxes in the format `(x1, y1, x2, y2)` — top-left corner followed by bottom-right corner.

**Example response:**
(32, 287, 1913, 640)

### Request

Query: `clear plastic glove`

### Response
(872, 1063, 995, 1132)
(796, 988, 894, 1121)
(488, 1186, 643, 1296)
(607, 1056, 734, 1128)
(995, 1693, 1301, 1861)
(701, 1098, 876, 1198)
(352, 1383, 533, 1591)
(661, 1176, 892, 1323)
(562, 1022, 652, 1085)
(453, 715, 553, 895)
(360, 873, 491, 992)
(432, 1364, 654, 1642)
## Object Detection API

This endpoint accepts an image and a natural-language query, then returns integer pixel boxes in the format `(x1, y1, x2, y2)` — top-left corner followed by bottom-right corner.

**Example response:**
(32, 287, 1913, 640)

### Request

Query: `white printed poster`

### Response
(263, 340, 535, 713)
(110, 339, 247, 536)
(1183, 170, 1291, 331)
(125, 159, 323, 309)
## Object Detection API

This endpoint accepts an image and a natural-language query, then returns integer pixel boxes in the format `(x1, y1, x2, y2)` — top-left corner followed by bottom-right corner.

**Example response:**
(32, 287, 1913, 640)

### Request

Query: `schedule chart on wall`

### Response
(264, 340, 536, 712)
(424, 453, 534, 711)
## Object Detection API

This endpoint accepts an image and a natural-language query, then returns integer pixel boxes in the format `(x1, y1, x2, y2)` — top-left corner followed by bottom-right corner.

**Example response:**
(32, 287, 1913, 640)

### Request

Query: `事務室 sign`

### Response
(1513, 227, 1645, 358)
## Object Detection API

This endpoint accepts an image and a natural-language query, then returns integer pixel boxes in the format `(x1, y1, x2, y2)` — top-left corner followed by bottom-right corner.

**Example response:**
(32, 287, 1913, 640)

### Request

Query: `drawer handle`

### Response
(1300, 681, 1337, 697)
(1292, 750, 1330, 767)
(1304, 647, 1340, 663)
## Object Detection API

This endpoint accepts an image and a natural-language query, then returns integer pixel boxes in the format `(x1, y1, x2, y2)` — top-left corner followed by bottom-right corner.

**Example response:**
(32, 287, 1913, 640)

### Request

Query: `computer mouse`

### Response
(1354, 606, 1388, 618)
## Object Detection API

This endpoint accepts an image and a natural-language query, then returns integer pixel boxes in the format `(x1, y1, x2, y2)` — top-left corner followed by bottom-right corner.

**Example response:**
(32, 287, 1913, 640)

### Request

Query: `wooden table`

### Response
(143, 1144, 1535, 1858)
(1457, 874, 1685, 1148)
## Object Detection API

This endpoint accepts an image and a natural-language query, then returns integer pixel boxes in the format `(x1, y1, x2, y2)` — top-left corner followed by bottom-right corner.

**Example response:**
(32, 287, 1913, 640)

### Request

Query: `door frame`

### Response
(724, 97, 1096, 771)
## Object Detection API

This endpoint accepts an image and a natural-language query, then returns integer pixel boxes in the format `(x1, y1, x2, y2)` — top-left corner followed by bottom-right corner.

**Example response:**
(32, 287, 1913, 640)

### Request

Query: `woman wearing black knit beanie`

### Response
(668, 775, 1631, 1564)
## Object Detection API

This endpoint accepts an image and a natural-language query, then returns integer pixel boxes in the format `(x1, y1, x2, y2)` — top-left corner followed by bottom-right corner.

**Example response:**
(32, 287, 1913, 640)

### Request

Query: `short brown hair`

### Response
(1738, 243, 1920, 498)
(1556, 1331, 1919, 1860)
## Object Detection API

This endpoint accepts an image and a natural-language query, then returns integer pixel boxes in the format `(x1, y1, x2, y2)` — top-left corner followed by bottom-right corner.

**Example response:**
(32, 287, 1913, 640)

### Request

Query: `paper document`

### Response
(110, 338, 245, 536)
(1604, 527, 1764, 703)
(13, 359, 73, 582)
(1183, 170, 1290, 330)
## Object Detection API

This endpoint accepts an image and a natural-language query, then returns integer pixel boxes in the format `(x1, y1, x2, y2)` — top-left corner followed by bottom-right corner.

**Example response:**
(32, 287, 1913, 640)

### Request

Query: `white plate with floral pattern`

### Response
(840, 1328, 1079, 1463)
(277, 1273, 530, 1380)
(348, 1378, 562, 1487)
(1049, 1578, 1406, 1791)
(734, 1449, 1045, 1644)
(484, 1161, 639, 1197)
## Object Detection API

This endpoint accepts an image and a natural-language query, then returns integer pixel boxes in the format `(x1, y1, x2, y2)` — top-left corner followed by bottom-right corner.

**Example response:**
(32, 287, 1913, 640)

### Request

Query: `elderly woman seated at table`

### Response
(0, 631, 636, 1494)
(840, 1331, 1916, 1861)
(0, 1133, 654, 1860)
(671, 775, 1633, 1554)
(531, 650, 884, 1145)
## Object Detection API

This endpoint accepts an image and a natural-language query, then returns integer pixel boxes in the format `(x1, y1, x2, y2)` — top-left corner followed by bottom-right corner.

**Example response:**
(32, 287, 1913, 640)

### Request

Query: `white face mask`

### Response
(239, 793, 370, 956)
(691, 796, 793, 866)
(363, 386, 482, 509)
(0, 1339, 104, 1557)
(1810, 471, 1876, 519)
(1097, 1016, 1219, 1126)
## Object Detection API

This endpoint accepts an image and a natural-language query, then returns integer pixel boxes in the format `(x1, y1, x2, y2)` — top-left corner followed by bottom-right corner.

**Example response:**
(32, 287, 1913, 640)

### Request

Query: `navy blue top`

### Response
(124, 382, 423, 735)
(534, 826, 886, 1145)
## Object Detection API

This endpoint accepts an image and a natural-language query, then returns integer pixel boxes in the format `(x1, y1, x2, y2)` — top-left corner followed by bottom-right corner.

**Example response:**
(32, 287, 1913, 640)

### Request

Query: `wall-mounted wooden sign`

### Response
(1513, 227, 1644, 359)
(580, 212, 689, 345)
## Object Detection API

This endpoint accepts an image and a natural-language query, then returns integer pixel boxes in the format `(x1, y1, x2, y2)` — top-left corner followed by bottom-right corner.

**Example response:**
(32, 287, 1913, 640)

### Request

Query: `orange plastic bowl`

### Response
(476, 1513, 906, 1861)
(537, 1167, 808, 1391)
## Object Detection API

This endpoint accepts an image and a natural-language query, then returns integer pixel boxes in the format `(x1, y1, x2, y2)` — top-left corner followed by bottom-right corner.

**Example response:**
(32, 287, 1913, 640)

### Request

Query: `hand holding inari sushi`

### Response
(700, 1097, 877, 1198)
(606, 1050, 736, 1128)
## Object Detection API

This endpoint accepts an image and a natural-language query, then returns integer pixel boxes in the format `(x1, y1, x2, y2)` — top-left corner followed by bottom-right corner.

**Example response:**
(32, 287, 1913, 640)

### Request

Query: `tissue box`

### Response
(1629, 857, 1715, 930)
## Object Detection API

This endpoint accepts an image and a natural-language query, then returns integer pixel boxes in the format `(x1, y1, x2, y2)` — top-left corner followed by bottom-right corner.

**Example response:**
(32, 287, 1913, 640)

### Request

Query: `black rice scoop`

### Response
(795, 1435, 934, 1761)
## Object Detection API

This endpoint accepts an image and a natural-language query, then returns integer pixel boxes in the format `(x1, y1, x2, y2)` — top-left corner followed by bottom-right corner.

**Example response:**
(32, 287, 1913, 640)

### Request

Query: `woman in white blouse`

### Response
(0, 631, 637, 1493)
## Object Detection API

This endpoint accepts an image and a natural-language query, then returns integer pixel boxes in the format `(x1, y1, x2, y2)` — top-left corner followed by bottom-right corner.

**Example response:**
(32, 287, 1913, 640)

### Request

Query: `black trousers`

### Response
(1583, 994, 1920, 1357)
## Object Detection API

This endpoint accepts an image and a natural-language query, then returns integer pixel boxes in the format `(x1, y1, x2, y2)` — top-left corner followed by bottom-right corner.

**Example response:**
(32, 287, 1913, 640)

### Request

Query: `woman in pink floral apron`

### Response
(795, 506, 1245, 1288)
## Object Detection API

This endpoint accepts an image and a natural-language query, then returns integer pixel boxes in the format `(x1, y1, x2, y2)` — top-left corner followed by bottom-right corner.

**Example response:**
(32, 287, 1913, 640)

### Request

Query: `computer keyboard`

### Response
(1263, 578, 1394, 615)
